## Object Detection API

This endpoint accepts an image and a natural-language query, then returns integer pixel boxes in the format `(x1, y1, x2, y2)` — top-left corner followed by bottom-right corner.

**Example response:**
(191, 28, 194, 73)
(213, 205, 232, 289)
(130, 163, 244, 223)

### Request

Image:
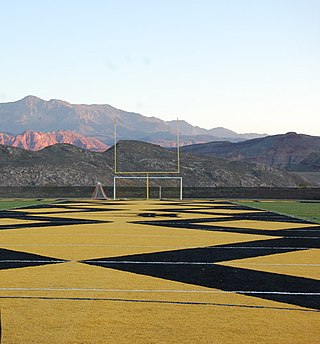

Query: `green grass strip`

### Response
(236, 200, 320, 224)
(0, 199, 58, 211)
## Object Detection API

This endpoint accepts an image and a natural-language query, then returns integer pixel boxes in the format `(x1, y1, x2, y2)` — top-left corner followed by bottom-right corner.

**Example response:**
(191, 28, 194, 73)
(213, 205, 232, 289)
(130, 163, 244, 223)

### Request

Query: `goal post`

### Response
(113, 176, 183, 200)
(113, 118, 182, 200)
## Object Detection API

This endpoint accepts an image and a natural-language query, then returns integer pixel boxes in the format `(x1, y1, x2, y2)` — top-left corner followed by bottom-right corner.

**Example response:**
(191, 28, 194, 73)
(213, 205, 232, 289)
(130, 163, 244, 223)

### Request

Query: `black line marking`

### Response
(0, 248, 67, 270)
(137, 213, 178, 218)
(0, 296, 317, 312)
(134, 213, 315, 228)
(0, 210, 110, 231)
(300, 201, 320, 204)
(133, 213, 320, 238)
(84, 259, 320, 310)
(13, 203, 126, 214)
(85, 237, 320, 265)
(136, 201, 317, 227)
(83, 236, 320, 310)
(169, 224, 320, 239)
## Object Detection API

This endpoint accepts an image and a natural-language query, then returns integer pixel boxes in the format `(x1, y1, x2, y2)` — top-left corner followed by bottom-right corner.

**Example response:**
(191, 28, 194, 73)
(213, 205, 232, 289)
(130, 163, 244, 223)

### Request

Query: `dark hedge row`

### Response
(0, 186, 319, 200)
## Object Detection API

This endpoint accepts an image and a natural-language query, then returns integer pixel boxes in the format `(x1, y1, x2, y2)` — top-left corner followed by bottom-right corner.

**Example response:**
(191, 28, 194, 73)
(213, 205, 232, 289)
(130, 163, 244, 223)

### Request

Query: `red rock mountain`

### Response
(0, 130, 108, 152)
(0, 95, 266, 146)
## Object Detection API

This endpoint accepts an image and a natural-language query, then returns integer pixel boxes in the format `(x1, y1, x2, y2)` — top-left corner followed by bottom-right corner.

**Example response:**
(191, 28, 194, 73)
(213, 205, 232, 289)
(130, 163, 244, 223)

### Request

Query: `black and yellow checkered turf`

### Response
(0, 200, 319, 343)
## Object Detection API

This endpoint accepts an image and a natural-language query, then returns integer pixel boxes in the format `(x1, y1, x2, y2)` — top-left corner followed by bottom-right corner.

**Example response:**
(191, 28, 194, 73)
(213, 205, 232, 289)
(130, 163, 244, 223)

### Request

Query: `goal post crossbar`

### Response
(113, 176, 183, 200)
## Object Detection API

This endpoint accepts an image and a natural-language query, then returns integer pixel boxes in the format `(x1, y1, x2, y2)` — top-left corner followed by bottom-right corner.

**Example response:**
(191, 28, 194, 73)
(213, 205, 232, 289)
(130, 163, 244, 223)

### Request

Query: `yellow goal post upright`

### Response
(113, 117, 183, 200)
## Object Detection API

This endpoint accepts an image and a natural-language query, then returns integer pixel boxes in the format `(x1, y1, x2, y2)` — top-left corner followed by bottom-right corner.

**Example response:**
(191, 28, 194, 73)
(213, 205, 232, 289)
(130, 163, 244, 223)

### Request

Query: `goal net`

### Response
(92, 182, 108, 200)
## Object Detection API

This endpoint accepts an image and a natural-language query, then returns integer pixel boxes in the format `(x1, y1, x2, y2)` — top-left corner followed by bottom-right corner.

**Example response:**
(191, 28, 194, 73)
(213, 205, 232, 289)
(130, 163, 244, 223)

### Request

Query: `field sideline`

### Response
(0, 199, 319, 343)
(236, 200, 320, 224)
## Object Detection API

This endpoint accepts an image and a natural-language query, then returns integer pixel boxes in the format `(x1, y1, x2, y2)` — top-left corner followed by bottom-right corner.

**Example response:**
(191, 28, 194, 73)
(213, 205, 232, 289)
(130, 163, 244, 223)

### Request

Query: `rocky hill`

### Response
(289, 152, 320, 172)
(0, 130, 108, 151)
(0, 141, 306, 187)
(0, 96, 266, 147)
(180, 132, 320, 172)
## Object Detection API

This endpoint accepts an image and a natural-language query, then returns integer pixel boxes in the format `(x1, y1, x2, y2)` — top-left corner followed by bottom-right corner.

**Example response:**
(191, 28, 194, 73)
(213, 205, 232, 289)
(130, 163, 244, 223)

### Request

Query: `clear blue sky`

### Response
(1, 0, 319, 135)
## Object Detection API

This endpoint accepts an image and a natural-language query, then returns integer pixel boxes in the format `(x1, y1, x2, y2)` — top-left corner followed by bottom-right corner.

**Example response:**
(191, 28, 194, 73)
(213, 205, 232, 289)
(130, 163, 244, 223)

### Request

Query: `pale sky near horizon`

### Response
(1, 0, 319, 135)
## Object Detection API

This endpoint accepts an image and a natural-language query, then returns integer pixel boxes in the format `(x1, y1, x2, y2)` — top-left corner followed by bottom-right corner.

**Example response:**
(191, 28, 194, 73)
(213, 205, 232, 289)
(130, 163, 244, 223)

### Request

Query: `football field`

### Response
(0, 199, 319, 343)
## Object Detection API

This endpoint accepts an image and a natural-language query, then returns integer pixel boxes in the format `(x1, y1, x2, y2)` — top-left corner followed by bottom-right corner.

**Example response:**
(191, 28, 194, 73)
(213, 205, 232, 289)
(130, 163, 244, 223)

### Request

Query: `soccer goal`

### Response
(113, 176, 183, 200)
(92, 182, 108, 200)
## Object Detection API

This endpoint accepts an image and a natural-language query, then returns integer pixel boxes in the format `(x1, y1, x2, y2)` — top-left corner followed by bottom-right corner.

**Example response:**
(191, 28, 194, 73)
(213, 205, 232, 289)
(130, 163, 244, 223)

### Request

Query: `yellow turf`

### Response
(219, 249, 320, 280)
(208, 219, 319, 230)
(0, 200, 319, 343)
(0, 219, 44, 226)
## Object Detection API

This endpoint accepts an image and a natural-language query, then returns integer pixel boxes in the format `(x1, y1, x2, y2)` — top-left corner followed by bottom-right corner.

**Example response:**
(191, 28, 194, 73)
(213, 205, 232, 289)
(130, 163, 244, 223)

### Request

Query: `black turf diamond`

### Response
(0, 248, 67, 270)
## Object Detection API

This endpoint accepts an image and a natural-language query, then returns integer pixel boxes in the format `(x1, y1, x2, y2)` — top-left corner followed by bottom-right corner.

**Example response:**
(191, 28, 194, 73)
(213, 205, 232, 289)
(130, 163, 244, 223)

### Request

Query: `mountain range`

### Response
(0, 96, 266, 147)
(180, 132, 320, 172)
(0, 141, 305, 188)
(0, 95, 319, 187)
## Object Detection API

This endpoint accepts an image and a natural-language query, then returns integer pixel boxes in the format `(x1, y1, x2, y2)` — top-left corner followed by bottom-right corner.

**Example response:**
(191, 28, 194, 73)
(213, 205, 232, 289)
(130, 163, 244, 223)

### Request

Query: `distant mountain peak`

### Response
(284, 131, 298, 136)
(20, 95, 44, 103)
(48, 98, 72, 106)
(0, 95, 267, 146)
